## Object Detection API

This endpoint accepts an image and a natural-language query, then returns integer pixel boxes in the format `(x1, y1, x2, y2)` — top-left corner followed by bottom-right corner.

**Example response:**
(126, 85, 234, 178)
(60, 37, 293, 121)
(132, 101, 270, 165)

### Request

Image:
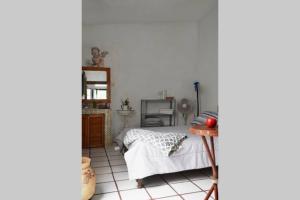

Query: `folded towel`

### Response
(145, 118, 162, 122)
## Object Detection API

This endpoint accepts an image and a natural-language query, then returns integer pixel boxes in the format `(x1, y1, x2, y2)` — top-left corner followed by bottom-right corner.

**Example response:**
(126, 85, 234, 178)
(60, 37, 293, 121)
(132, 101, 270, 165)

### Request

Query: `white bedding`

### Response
(115, 126, 218, 180)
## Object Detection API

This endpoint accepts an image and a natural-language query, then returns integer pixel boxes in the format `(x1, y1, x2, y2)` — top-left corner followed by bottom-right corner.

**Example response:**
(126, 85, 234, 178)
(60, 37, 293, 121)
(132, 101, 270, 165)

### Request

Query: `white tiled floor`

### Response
(95, 182, 118, 194)
(96, 173, 114, 183)
(92, 161, 110, 167)
(91, 152, 106, 157)
(182, 192, 214, 200)
(110, 159, 126, 166)
(112, 165, 127, 173)
(158, 196, 182, 200)
(113, 171, 129, 181)
(163, 173, 189, 184)
(92, 156, 108, 162)
(170, 182, 201, 194)
(94, 166, 111, 175)
(182, 170, 210, 181)
(108, 155, 124, 160)
(192, 179, 213, 191)
(120, 188, 150, 200)
(143, 175, 166, 187)
(84, 147, 216, 200)
(116, 179, 138, 191)
(146, 185, 177, 199)
(92, 192, 120, 200)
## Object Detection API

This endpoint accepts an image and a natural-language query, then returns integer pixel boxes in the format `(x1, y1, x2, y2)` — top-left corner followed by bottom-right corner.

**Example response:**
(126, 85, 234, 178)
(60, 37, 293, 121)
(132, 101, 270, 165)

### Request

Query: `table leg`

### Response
(210, 137, 215, 162)
(214, 183, 218, 200)
(201, 136, 218, 200)
(205, 184, 215, 200)
(202, 136, 217, 178)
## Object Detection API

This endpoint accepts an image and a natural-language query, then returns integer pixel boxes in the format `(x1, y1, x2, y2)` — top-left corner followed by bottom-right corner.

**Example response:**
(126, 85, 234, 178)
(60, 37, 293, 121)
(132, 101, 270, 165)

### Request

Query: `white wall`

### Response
(82, 12, 218, 136)
(197, 7, 218, 112)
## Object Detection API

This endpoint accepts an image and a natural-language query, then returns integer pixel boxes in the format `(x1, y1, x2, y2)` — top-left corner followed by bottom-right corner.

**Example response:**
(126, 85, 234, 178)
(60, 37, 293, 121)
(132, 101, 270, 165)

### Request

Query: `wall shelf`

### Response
(141, 99, 176, 127)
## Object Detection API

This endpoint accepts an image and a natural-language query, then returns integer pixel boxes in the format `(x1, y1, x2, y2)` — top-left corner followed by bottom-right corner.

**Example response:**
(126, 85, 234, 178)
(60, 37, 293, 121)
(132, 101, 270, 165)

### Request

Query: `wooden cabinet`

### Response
(82, 113, 105, 148)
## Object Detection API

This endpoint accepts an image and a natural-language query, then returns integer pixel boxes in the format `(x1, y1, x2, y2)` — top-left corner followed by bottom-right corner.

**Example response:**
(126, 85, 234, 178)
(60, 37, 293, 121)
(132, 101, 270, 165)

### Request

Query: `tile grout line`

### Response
(144, 188, 154, 200)
(99, 148, 152, 200)
(92, 164, 127, 168)
(95, 172, 128, 177)
(143, 184, 154, 200)
(106, 149, 152, 200)
(161, 177, 191, 185)
(155, 191, 212, 200)
(92, 159, 126, 162)
(180, 171, 207, 191)
(92, 162, 125, 165)
(94, 182, 161, 194)
(110, 150, 153, 200)
(180, 171, 213, 198)
(159, 175, 185, 200)
(93, 190, 118, 196)
(104, 148, 123, 200)
(154, 194, 184, 200)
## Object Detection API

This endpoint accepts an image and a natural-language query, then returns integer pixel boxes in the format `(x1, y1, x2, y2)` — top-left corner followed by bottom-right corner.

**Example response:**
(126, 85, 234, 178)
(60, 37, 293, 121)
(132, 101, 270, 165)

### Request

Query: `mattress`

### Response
(114, 126, 218, 180)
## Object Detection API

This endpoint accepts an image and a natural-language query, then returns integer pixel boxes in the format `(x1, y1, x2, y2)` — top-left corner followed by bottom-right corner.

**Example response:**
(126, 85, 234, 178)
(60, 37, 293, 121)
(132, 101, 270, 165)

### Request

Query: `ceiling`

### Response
(83, 0, 217, 25)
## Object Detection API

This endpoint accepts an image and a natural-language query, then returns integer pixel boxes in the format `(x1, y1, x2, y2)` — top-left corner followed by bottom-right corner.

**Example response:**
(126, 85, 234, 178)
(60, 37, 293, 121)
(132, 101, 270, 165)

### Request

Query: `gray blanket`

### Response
(123, 129, 187, 156)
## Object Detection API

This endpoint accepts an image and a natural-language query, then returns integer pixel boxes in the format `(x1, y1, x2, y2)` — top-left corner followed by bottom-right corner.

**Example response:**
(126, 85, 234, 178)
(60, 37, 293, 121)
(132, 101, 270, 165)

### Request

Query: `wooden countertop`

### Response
(189, 125, 218, 137)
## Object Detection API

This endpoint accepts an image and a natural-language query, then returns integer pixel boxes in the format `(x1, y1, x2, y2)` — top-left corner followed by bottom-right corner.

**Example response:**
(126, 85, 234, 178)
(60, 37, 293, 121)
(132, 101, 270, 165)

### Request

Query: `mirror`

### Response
(84, 70, 107, 82)
(86, 84, 107, 100)
(82, 66, 111, 103)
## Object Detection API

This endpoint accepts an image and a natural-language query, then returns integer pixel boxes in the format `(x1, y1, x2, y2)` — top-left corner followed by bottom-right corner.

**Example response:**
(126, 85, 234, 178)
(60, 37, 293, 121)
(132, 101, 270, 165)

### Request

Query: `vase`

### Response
(81, 157, 96, 200)
(122, 105, 129, 110)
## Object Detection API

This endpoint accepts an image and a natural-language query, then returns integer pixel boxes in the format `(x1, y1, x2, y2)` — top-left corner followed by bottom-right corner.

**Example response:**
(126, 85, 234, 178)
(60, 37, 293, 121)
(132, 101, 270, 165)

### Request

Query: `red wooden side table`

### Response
(189, 125, 218, 200)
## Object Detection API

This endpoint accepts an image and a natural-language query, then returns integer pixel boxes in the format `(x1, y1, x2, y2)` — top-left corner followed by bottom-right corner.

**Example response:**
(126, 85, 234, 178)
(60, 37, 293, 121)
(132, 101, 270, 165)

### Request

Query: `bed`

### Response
(114, 125, 218, 186)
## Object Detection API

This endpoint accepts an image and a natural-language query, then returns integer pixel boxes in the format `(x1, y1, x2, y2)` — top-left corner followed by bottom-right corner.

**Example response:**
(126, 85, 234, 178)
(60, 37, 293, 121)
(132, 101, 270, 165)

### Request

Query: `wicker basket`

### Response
(81, 157, 96, 200)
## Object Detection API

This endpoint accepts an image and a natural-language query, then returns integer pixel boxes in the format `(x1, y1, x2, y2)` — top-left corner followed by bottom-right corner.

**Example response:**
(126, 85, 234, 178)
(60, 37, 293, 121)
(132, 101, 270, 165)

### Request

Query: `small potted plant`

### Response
(121, 98, 131, 110)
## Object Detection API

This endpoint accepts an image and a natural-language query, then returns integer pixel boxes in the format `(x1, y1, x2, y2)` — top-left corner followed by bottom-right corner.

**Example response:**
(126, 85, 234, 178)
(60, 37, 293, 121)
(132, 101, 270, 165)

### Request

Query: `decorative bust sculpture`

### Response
(91, 47, 108, 67)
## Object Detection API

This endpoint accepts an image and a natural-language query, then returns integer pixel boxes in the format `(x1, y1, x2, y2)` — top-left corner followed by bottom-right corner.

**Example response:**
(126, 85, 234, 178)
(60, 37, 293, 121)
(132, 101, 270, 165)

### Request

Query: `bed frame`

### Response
(119, 131, 214, 189)
(136, 179, 144, 188)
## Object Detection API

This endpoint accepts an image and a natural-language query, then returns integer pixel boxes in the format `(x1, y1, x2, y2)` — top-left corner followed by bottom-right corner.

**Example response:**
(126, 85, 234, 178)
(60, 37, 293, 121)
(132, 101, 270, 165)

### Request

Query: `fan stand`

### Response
(196, 86, 200, 116)
(183, 114, 188, 125)
(194, 81, 200, 116)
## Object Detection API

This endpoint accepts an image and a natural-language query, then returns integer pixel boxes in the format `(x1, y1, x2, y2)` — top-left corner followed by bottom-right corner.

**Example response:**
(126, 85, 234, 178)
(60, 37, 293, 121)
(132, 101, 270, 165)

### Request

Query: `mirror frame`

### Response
(82, 66, 111, 104)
